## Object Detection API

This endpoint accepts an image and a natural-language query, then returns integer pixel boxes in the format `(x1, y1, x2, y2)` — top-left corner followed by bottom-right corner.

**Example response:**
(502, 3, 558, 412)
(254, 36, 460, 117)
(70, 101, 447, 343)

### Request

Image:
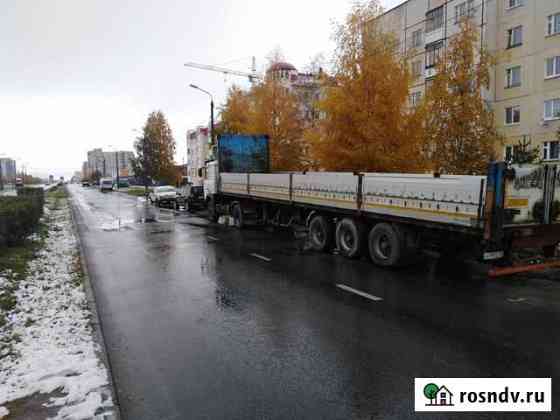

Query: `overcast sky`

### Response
(1, 0, 403, 178)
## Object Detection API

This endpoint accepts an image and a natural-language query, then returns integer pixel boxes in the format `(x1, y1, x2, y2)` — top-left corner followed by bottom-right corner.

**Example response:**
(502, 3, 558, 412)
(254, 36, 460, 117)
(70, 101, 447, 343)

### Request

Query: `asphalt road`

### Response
(68, 185, 560, 420)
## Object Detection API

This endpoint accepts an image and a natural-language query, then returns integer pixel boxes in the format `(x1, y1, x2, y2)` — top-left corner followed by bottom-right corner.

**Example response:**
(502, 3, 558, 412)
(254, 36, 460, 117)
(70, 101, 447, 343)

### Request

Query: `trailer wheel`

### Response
(308, 214, 334, 252)
(231, 203, 244, 229)
(368, 223, 403, 267)
(336, 218, 365, 259)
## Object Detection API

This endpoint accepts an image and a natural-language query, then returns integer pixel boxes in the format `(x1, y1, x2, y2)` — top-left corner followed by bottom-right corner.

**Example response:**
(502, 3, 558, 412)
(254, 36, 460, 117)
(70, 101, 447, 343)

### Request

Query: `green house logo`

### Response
(424, 383, 454, 407)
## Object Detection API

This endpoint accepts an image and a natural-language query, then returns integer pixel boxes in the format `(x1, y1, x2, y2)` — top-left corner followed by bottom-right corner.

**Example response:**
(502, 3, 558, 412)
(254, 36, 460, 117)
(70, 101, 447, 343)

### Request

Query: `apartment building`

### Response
(87, 148, 105, 176)
(186, 126, 210, 186)
(103, 151, 135, 178)
(86, 148, 134, 178)
(0, 158, 17, 183)
(378, 0, 560, 162)
(266, 62, 323, 123)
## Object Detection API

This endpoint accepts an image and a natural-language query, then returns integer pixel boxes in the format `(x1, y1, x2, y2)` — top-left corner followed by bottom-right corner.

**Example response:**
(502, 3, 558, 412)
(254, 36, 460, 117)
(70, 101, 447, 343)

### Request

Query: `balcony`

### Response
(425, 27, 444, 45)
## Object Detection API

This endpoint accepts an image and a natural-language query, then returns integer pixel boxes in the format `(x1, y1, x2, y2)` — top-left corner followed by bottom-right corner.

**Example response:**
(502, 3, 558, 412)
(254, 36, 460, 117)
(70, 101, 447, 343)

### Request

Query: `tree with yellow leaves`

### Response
(219, 72, 305, 171)
(306, 0, 427, 172)
(424, 18, 501, 174)
(219, 85, 252, 135)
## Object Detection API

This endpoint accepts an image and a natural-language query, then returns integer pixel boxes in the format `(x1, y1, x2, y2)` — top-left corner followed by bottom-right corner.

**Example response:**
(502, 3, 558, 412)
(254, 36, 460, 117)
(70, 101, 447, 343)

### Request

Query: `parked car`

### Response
(149, 186, 180, 207)
(99, 178, 114, 192)
(15, 177, 23, 188)
(82, 181, 91, 187)
(177, 184, 205, 212)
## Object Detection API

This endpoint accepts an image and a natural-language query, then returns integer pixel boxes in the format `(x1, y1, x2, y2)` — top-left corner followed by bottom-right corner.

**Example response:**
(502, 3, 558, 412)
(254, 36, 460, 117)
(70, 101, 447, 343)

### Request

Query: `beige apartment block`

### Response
(377, 0, 560, 163)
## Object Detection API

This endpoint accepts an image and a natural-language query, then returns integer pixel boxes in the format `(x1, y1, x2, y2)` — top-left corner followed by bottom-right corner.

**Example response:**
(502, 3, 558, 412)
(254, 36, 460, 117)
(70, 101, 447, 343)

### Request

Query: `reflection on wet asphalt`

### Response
(69, 185, 560, 420)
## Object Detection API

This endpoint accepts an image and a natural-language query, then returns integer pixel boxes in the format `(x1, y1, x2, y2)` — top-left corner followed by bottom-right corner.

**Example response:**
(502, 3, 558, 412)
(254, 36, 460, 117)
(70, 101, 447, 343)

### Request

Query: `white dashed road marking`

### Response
(207, 235, 219, 241)
(336, 284, 383, 302)
(250, 253, 272, 262)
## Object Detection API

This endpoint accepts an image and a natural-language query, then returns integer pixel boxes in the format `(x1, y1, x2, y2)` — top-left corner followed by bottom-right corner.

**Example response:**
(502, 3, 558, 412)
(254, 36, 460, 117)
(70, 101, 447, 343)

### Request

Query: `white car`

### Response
(100, 178, 114, 192)
(149, 186, 180, 207)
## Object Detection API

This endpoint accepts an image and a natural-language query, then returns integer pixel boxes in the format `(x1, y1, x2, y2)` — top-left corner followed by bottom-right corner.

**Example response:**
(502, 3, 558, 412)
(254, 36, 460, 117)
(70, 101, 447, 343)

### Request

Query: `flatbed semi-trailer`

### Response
(203, 135, 560, 276)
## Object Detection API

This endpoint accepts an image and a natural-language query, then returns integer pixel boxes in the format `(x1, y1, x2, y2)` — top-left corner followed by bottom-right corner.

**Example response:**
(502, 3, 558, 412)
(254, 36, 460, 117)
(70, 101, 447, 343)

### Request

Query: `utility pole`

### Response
(210, 98, 215, 147)
(189, 83, 215, 155)
(115, 151, 120, 189)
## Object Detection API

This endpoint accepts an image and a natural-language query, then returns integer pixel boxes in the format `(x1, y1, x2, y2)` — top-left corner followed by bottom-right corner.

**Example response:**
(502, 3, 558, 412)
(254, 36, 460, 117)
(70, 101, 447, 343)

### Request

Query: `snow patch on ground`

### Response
(0, 200, 114, 419)
(0, 406, 8, 418)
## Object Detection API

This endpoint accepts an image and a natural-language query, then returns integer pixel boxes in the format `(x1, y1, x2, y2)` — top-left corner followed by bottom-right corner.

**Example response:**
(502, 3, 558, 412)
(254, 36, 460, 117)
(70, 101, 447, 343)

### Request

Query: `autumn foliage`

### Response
(132, 111, 177, 186)
(424, 18, 501, 174)
(306, 1, 427, 172)
(220, 79, 305, 171)
(219, 2, 502, 175)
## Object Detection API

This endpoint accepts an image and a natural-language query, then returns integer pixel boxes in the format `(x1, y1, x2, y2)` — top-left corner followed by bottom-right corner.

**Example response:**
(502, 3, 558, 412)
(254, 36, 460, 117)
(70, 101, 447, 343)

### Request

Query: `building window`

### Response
(426, 41, 443, 69)
(548, 13, 560, 36)
(505, 0, 523, 10)
(412, 60, 423, 78)
(426, 6, 444, 33)
(543, 141, 560, 160)
(505, 106, 521, 125)
(410, 91, 422, 106)
(411, 29, 423, 48)
(544, 98, 560, 120)
(546, 56, 560, 78)
(505, 66, 522, 88)
(507, 26, 523, 48)
(505, 144, 521, 161)
(455, 0, 475, 23)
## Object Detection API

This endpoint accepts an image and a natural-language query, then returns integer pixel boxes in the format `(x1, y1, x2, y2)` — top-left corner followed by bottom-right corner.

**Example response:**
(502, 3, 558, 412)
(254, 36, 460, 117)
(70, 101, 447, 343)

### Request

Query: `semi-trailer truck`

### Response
(203, 135, 560, 277)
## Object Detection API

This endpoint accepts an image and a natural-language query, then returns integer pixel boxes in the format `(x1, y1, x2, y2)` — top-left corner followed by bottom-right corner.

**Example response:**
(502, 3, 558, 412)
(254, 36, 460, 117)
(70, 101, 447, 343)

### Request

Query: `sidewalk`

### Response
(0, 189, 117, 420)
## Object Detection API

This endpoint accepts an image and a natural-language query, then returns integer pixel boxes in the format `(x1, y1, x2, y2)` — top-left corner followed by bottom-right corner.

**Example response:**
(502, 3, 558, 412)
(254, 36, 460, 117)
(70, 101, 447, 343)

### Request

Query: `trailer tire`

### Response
(308, 214, 334, 252)
(336, 218, 365, 259)
(368, 223, 404, 267)
(231, 202, 245, 229)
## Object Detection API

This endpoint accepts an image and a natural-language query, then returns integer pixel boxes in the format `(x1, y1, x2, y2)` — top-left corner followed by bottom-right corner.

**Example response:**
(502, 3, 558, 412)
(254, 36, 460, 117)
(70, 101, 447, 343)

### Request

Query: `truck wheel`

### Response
(308, 215, 334, 252)
(336, 218, 365, 258)
(368, 223, 403, 267)
(232, 203, 244, 229)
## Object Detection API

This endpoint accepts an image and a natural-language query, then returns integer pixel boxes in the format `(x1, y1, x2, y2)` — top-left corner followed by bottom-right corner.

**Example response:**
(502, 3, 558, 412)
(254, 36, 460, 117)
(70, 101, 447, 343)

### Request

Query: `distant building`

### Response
(82, 161, 90, 180)
(186, 126, 210, 186)
(266, 62, 323, 124)
(0, 158, 16, 184)
(86, 148, 135, 178)
(102, 151, 135, 178)
(87, 148, 105, 176)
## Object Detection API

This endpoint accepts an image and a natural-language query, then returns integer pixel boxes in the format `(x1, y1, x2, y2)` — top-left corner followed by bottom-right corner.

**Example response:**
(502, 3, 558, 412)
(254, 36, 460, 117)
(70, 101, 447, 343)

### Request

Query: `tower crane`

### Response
(184, 56, 262, 84)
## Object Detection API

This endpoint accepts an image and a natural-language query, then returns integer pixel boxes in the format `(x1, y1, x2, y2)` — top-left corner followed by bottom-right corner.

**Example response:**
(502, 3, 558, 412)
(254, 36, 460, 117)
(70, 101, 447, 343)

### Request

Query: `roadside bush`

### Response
(17, 186, 45, 209)
(0, 195, 44, 247)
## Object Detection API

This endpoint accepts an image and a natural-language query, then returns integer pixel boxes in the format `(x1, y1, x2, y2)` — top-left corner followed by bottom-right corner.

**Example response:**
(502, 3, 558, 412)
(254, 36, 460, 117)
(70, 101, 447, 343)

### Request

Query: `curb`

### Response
(66, 187, 123, 420)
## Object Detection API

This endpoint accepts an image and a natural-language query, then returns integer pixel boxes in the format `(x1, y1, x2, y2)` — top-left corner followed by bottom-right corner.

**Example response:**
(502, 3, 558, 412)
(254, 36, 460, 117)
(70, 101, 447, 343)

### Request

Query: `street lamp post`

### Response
(189, 84, 214, 149)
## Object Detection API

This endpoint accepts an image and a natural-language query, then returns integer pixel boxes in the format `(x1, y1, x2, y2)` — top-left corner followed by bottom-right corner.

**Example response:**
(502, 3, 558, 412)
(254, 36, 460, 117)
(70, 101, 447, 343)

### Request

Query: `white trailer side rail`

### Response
(219, 172, 486, 228)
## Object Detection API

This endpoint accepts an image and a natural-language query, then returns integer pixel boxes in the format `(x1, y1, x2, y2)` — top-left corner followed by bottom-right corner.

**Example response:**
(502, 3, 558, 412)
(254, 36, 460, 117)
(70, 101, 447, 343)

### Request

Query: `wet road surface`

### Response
(68, 185, 560, 419)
